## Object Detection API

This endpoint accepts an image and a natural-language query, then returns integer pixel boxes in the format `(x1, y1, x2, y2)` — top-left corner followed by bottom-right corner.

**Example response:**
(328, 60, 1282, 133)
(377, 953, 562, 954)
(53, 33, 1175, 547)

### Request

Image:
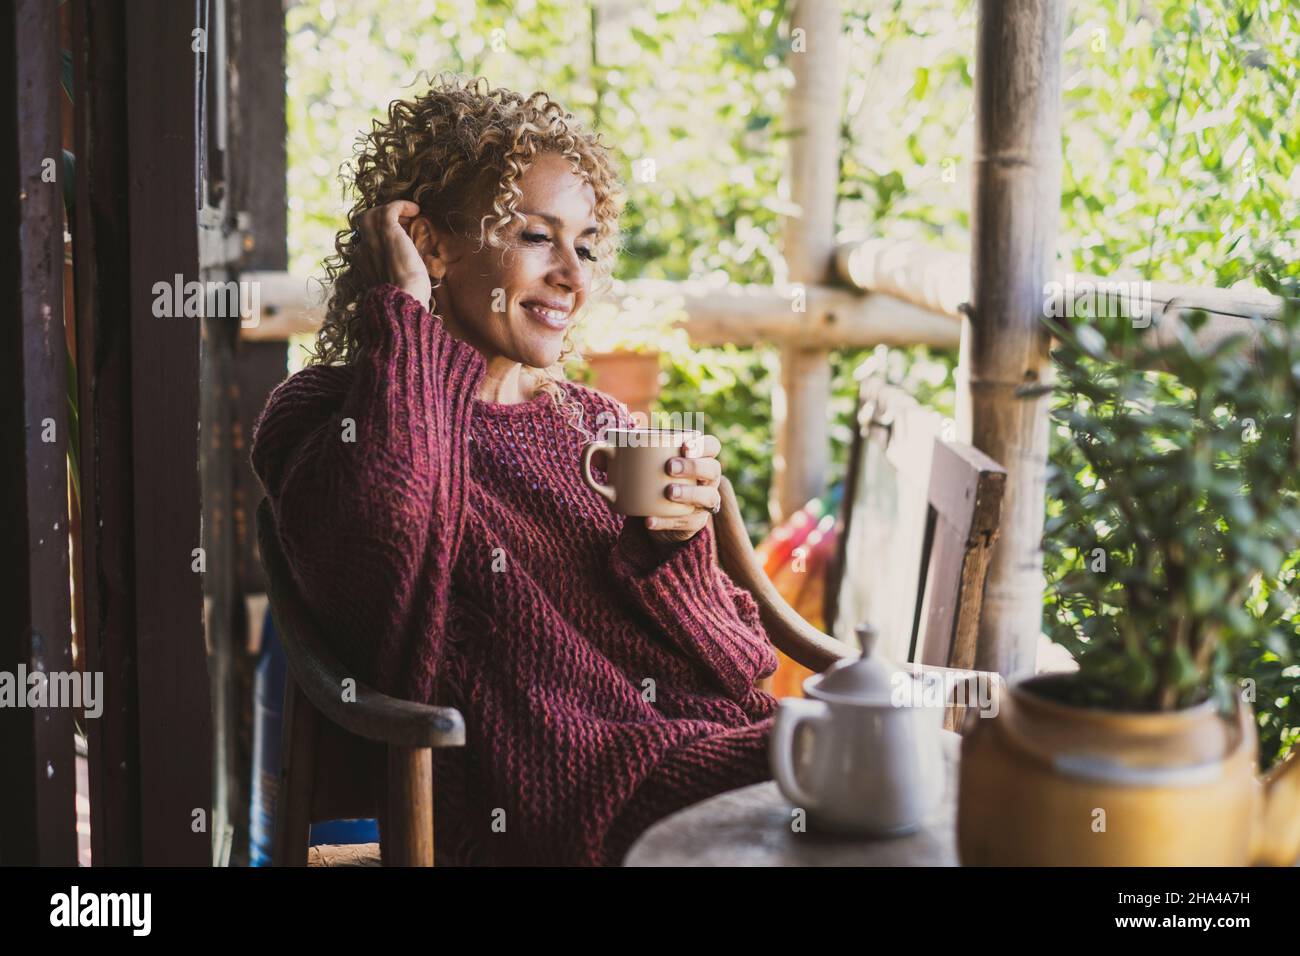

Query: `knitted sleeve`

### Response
(609, 503, 779, 702)
(250, 283, 485, 700)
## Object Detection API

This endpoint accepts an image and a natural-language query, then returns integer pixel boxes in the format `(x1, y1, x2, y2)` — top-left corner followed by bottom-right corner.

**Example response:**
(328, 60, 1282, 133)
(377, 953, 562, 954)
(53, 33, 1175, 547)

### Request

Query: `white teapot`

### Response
(770, 623, 946, 836)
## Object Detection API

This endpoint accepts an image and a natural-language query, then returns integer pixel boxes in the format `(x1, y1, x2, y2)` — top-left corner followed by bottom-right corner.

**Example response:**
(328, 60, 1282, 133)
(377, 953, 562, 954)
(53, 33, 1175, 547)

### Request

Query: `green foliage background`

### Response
(285, 0, 1298, 759)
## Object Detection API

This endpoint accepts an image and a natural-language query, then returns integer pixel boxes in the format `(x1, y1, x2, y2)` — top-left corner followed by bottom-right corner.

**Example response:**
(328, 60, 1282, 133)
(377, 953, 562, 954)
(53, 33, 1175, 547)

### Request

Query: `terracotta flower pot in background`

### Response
(584, 350, 662, 421)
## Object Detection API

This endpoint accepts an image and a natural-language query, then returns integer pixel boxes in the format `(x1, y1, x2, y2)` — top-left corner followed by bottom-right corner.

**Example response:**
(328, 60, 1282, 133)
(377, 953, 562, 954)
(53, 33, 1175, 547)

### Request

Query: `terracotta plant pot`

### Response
(585, 350, 662, 420)
(957, 672, 1300, 866)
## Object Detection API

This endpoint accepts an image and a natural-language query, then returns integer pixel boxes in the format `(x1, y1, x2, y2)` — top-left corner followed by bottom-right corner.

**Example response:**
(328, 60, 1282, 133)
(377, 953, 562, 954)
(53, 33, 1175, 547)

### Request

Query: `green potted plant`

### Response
(958, 286, 1300, 866)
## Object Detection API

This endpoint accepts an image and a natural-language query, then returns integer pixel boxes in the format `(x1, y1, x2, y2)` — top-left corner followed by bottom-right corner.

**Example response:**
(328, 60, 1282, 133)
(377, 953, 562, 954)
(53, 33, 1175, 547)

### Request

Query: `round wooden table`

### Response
(625, 729, 961, 866)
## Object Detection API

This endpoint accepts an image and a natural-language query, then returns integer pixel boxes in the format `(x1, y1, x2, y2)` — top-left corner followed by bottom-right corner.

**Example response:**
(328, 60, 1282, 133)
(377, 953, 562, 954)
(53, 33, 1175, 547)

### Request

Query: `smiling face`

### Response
(413, 151, 600, 372)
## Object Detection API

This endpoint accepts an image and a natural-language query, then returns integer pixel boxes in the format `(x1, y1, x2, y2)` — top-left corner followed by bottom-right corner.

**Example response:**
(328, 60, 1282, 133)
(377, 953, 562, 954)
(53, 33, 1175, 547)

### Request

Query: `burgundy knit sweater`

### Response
(251, 283, 780, 866)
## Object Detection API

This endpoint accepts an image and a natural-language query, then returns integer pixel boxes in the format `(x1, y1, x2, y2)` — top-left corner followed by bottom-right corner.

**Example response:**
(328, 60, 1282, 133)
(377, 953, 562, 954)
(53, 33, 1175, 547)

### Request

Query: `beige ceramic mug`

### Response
(581, 428, 702, 517)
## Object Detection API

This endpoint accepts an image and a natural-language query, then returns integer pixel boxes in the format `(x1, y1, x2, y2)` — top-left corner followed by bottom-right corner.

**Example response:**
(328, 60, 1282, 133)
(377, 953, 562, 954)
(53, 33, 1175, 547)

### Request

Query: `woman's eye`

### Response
(522, 230, 597, 263)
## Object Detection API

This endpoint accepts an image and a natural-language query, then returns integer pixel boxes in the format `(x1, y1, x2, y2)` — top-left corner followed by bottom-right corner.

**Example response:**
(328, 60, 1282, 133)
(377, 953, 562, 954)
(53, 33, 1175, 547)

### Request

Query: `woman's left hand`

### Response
(645, 433, 724, 548)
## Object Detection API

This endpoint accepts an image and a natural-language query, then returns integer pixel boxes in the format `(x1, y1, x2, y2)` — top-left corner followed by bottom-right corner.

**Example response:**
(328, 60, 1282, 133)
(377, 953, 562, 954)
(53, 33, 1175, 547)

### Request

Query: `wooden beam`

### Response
(71, 0, 144, 867)
(122, 0, 212, 865)
(241, 272, 963, 348)
(236, 269, 324, 340)
(836, 237, 1294, 354)
(657, 281, 959, 348)
(966, 0, 1066, 677)
(836, 239, 970, 318)
(0, 0, 78, 866)
(213, 0, 289, 868)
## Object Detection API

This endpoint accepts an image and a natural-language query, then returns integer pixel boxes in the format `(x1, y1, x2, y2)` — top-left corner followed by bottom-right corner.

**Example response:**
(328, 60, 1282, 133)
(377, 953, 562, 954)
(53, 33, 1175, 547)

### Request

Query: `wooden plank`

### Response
(198, 0, 240, 866)
(227, 0, 289, 596)
(926, 438, 1006, 530)
(918, 440, 1006, 669)
(70, 0, 145, 867)
(224, 0, 290, 863)
(832, 379, 943, 660)
(123, 0, 212, 865)
(823, 377, 869, 636)
(228, 0, 286, 271)
(944, 513, 1000, 671)
(916, 512, 964, 667)
(201, 310, 238, 862)
(0, 0, 78, 866)
(966, 0, 1066, 677)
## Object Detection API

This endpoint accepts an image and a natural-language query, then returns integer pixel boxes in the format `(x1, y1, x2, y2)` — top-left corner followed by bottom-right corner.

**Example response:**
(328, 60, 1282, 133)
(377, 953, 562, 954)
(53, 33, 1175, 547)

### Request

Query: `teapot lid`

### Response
(809, 623, 908, 705)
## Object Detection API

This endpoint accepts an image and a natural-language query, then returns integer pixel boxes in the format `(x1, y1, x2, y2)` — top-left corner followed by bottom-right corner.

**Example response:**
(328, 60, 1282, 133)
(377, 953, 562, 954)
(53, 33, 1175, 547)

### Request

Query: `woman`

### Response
(251, 75, 779, 866)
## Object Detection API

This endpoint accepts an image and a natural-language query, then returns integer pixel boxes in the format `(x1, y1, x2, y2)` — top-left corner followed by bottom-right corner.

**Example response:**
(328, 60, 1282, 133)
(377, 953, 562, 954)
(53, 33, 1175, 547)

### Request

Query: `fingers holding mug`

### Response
(662, 481, 721, 511)
(666, 450, 720, 486)
(680, 433, 722, 468)
(645, 509, 711, 535)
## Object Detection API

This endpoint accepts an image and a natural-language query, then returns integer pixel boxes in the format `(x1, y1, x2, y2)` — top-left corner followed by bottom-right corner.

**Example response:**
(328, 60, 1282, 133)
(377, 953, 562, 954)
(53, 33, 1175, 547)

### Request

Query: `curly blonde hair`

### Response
(312, 74, 626, 433)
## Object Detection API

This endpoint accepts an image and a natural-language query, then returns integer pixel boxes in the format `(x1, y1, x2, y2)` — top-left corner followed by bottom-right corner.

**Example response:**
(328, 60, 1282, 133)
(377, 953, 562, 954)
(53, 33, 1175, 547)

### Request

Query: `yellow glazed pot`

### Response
(957, 673, 1300, 866)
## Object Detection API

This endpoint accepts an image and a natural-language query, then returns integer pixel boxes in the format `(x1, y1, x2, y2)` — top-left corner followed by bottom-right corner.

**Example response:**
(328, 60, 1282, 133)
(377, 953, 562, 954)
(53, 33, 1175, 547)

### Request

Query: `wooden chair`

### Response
(256, 498, 464, 867)
(257, 419, 1005, 865)
(825, 371, 1008, 671)
(763, 370, 1008, 708)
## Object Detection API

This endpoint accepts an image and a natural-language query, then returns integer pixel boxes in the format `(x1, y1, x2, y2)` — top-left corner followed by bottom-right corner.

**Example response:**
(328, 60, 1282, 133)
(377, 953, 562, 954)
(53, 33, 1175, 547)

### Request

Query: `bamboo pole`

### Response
(243, 258, 1288, 355)
(240, 272, 963, 348)
(773, 0, 847, 522)
(835, 238, 1291, 345)
(966, 0, 1066, 678)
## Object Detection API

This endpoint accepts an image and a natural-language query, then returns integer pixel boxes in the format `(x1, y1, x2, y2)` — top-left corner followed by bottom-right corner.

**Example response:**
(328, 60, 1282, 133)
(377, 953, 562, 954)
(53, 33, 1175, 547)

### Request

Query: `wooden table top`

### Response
(624, 729, 961, 866)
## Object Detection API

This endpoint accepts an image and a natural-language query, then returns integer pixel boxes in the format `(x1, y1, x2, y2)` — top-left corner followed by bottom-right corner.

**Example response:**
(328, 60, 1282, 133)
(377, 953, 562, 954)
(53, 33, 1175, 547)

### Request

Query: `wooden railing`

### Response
(242, 241, 1291, 358)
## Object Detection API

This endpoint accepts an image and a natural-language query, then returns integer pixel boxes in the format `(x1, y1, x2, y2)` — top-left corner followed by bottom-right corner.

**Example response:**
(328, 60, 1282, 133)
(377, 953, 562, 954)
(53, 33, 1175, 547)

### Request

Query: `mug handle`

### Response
(770, 698, 829, 813)
(580, 441, 617, 504)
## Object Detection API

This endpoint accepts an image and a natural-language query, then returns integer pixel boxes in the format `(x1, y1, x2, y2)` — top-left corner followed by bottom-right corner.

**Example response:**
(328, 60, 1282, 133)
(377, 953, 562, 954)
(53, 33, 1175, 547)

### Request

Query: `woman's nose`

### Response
(551, 247, 588, 297)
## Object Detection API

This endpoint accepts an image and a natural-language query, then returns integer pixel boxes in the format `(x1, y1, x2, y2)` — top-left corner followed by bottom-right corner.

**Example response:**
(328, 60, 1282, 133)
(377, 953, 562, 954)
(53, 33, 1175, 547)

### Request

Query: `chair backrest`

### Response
(827, 371, 1006, 671)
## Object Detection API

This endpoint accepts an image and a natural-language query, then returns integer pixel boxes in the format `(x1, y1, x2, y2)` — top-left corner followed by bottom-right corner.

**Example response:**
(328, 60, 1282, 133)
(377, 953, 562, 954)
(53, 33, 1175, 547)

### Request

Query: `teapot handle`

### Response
(770, 698, 830, 813)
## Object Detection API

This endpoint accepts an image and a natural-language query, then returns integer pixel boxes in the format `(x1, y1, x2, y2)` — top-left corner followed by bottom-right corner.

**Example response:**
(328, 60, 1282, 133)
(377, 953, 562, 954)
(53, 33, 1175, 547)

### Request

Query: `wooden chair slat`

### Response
(919, 440, 1007, 669)
(831, 379, 940, 657)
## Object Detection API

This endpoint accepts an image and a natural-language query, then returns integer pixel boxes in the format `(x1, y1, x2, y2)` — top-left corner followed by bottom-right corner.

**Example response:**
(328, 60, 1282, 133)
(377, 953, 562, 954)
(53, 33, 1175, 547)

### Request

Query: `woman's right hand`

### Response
(356, 200, 431, 307)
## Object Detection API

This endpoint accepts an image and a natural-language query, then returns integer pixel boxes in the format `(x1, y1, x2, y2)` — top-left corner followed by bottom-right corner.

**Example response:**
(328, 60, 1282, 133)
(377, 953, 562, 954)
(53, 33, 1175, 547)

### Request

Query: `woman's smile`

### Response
(520, 297, 573, 331)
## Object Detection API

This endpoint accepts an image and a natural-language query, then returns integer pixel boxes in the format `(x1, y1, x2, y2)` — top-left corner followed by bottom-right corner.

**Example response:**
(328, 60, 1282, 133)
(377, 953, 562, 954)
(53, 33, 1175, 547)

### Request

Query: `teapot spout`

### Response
(1255, 749, 1300, 866)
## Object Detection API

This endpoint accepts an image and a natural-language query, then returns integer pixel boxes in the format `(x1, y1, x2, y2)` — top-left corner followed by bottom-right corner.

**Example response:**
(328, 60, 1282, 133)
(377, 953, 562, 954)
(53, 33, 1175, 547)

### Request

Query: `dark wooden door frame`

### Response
(70, 0, 213, 866)
(0, 0, 79, 868)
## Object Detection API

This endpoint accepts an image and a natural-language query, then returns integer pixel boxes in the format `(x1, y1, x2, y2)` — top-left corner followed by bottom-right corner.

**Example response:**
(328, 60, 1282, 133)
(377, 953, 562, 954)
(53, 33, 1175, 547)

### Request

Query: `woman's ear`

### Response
(407, 215, 447, 283)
